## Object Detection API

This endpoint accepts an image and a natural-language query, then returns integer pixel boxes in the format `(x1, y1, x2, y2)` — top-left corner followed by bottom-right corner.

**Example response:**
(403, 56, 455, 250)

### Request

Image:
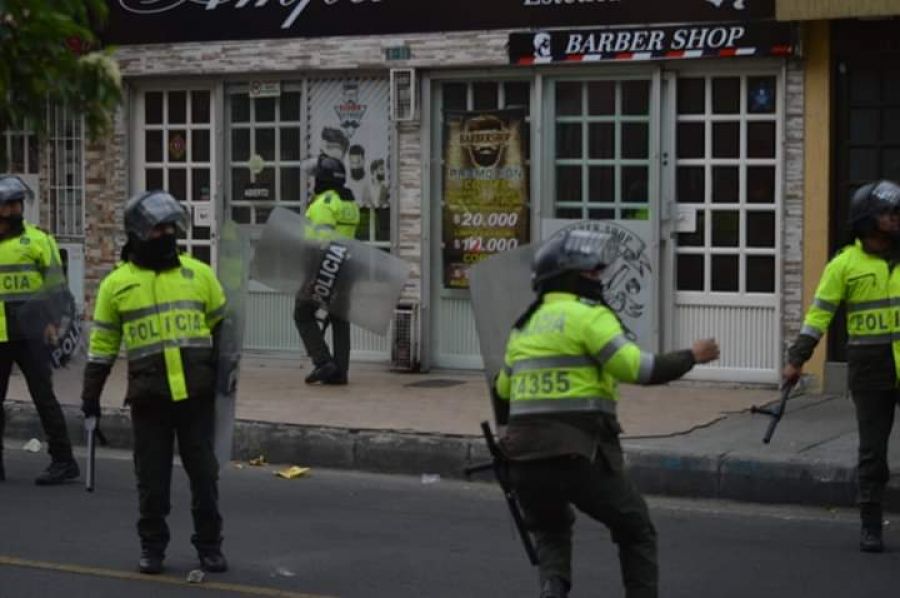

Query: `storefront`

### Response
(72, 0, 802, 383)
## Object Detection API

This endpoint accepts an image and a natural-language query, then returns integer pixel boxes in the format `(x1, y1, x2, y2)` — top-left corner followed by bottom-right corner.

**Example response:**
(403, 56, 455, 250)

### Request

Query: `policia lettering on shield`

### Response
(784, 180, 900, 554)
(81, 191, 229, 575)
(0, 175, 79, 485)
(494, 229, 719, 598)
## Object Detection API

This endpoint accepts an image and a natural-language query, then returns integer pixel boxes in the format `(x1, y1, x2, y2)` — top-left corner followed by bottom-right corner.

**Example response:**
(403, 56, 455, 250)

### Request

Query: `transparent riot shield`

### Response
(250, 206, 411, 336)
(214, 221, 250, 466)
(468, 245, 537, 422)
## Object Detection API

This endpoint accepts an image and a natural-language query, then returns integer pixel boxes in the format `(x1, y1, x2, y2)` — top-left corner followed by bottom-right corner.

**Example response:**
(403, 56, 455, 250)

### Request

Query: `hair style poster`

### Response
(308, 79, 391, 210)
(442, 108, 530, 289)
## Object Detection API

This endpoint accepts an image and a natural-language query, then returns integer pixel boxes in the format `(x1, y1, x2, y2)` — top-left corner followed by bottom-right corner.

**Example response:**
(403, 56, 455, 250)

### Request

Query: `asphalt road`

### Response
(0, 444, 898, 598)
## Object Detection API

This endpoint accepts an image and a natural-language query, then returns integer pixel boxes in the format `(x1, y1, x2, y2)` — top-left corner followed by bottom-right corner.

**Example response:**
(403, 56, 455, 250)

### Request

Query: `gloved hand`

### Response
(81, 397, 101, 419)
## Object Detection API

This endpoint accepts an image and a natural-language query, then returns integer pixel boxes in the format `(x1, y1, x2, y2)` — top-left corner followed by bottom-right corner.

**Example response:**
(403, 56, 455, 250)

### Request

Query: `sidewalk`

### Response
(3, 356, 898, 510)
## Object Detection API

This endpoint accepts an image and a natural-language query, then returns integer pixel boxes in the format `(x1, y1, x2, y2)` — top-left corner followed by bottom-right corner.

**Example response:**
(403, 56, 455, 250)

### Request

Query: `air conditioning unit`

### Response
(391, 302, 420, 372)
(390, 68, 417, 122)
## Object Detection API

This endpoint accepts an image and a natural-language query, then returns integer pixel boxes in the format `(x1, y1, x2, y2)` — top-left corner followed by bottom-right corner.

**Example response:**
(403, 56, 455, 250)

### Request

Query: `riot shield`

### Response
(213, 221, 250, 466)
(250, 206, 411, 336)
(468, 245, 537, 422)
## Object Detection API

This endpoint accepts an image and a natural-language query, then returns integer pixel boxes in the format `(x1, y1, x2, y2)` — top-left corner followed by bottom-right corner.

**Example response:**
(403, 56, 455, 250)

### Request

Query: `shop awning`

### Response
(777, 0, 900, 20)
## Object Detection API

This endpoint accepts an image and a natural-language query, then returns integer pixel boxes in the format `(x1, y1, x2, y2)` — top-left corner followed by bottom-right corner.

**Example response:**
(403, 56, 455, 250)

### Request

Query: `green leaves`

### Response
(0, 0, 122, 140)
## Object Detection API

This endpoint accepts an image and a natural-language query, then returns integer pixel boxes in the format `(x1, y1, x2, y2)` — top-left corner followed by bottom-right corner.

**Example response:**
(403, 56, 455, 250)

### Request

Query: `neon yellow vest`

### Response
(88, 255, 226, 401)
(495, 293, 654, 418)
(0, 223, 63, 342)
(305, 189, 360, 240)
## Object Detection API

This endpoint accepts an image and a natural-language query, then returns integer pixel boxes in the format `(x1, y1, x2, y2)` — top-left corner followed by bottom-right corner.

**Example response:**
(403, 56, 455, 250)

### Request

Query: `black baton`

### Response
(751, 382, 796, 444)
(84, 417, 108, 493)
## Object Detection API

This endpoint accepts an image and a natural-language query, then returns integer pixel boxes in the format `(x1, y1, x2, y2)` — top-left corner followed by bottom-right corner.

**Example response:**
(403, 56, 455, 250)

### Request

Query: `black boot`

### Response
(198, 549, 229, 573)
(138, 550, 165, 575)
(540, 576, 569, 598)
(860, 504, 884, 553)
(304, 361, 339, 385)
(34, 459, 79, 486)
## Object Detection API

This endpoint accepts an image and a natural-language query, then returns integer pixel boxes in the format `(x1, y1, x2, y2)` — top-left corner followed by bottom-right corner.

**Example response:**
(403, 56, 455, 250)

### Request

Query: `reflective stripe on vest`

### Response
(509, 396, 617, 417)
(0, 228, 53, 343)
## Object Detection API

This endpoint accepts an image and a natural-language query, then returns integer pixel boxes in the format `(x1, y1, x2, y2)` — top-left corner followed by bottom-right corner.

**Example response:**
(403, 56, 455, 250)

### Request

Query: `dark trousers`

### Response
(130, 396, 222, 555)
(0, 339, 72, 462)
(851, 389, 899, 508)
(293, 298, 350, 375)
(509, 454, 658, 598)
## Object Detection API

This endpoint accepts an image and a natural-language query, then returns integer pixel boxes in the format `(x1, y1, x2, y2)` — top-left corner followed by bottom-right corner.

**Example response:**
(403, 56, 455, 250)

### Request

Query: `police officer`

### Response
(494, 229, 719, 598)
(295, 155, 360, 385)
(784, 180, 900, 553)
(0, 174, 79, 485)
(81, 191, 228, 575)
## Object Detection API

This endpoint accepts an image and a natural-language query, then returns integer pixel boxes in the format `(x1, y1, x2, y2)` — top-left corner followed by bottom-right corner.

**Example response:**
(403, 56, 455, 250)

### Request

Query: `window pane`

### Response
(677, 123, 704, 158)
(231, 206, 252, 224)
(232, 129, 250, 162)
(588, 81, 615, 115)
(747, 122, 776, 158)
(473, 82, 498, 110)
(883, 149, 900, 182)
(748, 76, 777, 114)
(146, 130, 163, 163)
(282, 92, 302, 121)
(712, 122, 739, 158)
(556, 82, 582, 116)
(747, 211, 776, 248)
(556, 206, 583, 219)
(712, 211, 739, 247)
(712, 166, 739, 203)
(146, 92, 164, 124)
(255, 97, 276, 122)
(677, 210, 705, 246)
(193, 225, 211, 240)
(677, 78, 705, 115)
(556, 123, 582, 159)
(622, 123, 648, 159)
(256, 128, 275, 161)
(281, 167, 301, 203)
(375, 208, 391, 242)
(622, 166, 648, 203)
(192, 129, 210, 162)
(231, 167, 250, 203)
(556, 165, 582, 203)
(281, 128, 301, 161)
(191, 91, 210, 124)
(589, 166, 614, 203)
(885, 68, 900, 103)
(192, 169, 210, 202)
(504, 81, 530, 108)
(192, 245, 211, 264)
(168, 168, 187, 201)
(168, 91, 187, 124)
(588, 123, 614, 159)
(443, 83, 468, 111)
(711, 255, 739, 292)
(588, 208, 615, 220)
(674, 168, 705, 206)
(257, 167, 275, 195)
(747, 166, 775, 203)
(747, 256, 775, 292)
(168, 130, 187, 162)
(146, 168, 164, 190)
(850, 148, 879, 181)
(885, 108, 900, 142)
(231, 94, 250, 122)
(677, 254, 704, 291)
(850, 68, 878, 104)
(712, 77, 740, 114)
(27, 135, 38, 173)
(622, 80, 649, 115)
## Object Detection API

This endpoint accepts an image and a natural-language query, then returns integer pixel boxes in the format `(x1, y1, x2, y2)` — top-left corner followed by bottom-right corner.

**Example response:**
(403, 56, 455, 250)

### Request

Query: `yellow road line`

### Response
(0, 555, 336, 598)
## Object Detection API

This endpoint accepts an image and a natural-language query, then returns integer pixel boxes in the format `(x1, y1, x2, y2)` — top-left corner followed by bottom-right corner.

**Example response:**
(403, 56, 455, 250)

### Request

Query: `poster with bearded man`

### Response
(442, 109, 530, 289)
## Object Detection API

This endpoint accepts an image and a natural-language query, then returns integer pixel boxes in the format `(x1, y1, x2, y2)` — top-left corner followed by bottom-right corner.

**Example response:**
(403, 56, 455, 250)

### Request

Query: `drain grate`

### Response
(404, 379, 466, 389)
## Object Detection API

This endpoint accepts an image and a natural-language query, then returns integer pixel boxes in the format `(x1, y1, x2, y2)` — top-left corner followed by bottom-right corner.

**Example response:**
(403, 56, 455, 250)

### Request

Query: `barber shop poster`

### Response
(442, 109, 530, 289)
(308, 79, 390, 210)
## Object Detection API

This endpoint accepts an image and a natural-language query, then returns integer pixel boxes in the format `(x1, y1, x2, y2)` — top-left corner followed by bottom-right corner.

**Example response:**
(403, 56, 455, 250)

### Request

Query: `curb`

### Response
(4, 400, 898, 511)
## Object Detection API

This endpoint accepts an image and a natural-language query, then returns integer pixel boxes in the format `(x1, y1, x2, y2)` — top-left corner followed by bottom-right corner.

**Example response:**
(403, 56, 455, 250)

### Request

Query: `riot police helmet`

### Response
(532, 229, 616, 292)
(314, 155, 347, 190)
(849, 180, 900, 238)
(124, 190, 188, 241)
(0, 174, 34, 206)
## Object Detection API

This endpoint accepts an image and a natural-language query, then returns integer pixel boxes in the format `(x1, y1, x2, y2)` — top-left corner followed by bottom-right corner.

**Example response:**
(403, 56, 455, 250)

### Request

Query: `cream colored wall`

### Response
(802, 21, 831, 387)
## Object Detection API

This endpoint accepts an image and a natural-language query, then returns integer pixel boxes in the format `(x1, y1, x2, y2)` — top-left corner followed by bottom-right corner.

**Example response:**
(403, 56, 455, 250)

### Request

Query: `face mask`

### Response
(0, 214, 24, 234)
(133, 234, 180, 271)
(573, 275, 606, 301)
(350, 168, 365, 181)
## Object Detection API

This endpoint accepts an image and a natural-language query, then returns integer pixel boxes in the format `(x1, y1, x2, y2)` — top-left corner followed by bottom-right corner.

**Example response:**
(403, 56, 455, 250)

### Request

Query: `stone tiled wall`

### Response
(782, 58, 805, 359)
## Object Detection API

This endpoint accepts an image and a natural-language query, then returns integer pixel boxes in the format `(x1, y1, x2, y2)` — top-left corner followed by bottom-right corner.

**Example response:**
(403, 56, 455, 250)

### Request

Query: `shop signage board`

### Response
(509, 21, 796, 65)
(442, 109, 530, 290)
(107, 0, 775, 44)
